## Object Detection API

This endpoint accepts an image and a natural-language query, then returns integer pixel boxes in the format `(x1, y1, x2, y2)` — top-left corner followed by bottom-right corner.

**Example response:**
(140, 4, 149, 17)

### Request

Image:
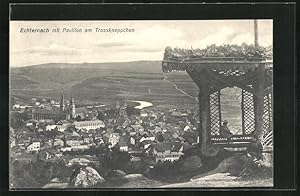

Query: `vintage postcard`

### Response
(9, 20, 273, 189)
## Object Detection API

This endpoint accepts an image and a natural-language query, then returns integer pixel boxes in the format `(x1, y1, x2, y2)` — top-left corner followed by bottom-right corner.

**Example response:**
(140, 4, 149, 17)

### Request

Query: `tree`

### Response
(47, 129, 58, 140)
(75, 115, 82, 121)
(156, 133, 164, 142)
(126, 106, 140, 116)
(97, 111, 105, 120)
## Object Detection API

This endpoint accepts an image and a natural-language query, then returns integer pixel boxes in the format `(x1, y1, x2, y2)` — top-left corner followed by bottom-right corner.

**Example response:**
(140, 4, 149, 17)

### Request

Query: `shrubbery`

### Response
(10, 159, 73, 188)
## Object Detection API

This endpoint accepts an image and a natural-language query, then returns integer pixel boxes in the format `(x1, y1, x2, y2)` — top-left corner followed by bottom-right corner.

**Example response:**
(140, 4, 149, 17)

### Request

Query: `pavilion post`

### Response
(198, 69, 211, 155)
(255, 64, 265, 141)
(241, 90, 245, 134)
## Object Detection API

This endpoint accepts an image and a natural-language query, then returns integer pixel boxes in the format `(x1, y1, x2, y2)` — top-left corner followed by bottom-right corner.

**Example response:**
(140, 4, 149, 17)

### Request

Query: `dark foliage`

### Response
(10, 159, 72, 188)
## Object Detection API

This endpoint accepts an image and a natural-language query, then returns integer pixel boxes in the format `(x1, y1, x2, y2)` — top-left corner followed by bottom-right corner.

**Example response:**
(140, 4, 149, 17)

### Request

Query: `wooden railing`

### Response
(211, 135, 255, 147)
(211, 134, 273, 152)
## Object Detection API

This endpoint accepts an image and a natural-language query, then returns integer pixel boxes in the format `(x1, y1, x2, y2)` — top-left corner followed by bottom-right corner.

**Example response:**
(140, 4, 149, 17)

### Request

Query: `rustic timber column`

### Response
(255, 64, 265, 141)
(187, 69, 218, 156)
(198, 69, 211, 155)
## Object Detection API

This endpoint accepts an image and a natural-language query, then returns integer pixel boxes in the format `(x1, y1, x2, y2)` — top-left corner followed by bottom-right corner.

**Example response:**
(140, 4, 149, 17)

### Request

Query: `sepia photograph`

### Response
(9, 19, 273, 189)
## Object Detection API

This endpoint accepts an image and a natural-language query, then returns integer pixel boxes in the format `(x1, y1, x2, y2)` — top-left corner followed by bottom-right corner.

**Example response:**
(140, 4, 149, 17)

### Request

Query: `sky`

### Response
(10, 20, 272, 67)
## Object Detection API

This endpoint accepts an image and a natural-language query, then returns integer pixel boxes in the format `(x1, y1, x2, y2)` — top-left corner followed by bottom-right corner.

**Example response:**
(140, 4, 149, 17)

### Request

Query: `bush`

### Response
(10, 159, 73, 188)
(239, 158, 273, 180)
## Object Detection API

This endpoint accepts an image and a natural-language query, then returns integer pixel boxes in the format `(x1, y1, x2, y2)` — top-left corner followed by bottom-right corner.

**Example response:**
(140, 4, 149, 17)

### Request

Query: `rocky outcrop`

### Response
(43, 178, 69, 189)
(180, 155, 202, 172)
(70, 166, 105, 188)
(123, 174, 144, 179)
(107, 169, 127, 180)
(191, 154, 251, 180)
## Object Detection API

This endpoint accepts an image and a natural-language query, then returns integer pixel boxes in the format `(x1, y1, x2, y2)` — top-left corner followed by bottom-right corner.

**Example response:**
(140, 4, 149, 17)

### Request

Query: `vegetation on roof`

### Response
(163, 43, 273, 60)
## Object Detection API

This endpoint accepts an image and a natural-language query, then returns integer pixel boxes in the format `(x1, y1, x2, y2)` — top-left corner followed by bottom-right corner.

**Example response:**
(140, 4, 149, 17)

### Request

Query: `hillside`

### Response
(10, 61, 199, 106)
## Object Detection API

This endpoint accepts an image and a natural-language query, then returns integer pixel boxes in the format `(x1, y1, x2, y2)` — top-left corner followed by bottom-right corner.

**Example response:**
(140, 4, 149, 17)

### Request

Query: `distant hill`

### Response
(11, 61, 163, 85)
(10, 61, 198, 106)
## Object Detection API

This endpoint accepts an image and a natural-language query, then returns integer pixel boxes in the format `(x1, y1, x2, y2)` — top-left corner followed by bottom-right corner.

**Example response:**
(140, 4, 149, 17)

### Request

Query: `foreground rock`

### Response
(117, 174, 165, 188)
(179, 155, 202, 172)
(191, 154, 251, 180)
(70, 166, 105, 188)
(123, 174, 144, 179)
(43, 178, 69, 189)
(161, 172, 273, 188)
(107, 169, 127, 180)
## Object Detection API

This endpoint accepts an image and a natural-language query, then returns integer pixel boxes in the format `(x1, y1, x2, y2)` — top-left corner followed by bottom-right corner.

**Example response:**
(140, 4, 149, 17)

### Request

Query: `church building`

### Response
(59, 91, 76, 119)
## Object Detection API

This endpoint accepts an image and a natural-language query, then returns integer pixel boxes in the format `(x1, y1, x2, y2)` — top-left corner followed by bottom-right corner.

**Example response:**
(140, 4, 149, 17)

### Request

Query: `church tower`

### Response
(116, 100, 120, 109)
(119, 101, 128, 117)
(60, 91, 65, 112)
(70, 96, 76, 118)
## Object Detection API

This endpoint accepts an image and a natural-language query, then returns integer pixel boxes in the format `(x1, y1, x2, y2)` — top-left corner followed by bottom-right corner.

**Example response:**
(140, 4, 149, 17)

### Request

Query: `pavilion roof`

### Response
(162, 44, 273, 73)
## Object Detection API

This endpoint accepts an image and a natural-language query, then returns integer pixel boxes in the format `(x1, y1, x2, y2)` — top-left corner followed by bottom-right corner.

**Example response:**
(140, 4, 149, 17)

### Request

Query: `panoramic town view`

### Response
(9, 20, 273, 189)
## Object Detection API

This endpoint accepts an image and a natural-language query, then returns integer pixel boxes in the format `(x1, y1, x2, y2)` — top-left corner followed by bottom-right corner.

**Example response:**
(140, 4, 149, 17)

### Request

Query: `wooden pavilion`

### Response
(162, 44, 273, 156)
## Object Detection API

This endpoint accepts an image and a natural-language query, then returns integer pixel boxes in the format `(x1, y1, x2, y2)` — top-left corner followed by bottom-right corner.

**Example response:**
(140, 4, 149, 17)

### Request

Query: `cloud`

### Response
(10, 20, 272, 67)
(13, 44, 87, 56)
(96, 42, 133, 48)
(123, 47, 162, 53)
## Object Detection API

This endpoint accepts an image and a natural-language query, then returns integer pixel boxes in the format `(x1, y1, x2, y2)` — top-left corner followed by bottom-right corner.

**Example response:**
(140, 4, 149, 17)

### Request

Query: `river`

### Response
(130, 100, 153, 109)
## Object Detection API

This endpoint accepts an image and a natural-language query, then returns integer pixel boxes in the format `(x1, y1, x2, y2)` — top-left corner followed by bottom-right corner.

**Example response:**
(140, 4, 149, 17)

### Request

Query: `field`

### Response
(10, 61, 198, 107)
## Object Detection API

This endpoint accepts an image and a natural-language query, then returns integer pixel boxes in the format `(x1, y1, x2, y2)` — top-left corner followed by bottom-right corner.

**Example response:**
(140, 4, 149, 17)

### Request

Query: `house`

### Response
(130, 156, 142, 162)
(16, 137, 31, 149)
(130, 137, 136, 145)
(26, 122, 34, 127)
(94, 133, 102, 140)
(131, 124, 144, 134)
(46, 125, 57, 131)
(141, 140, 156, 150)
(55, 133, 64, 140)
(183, 125, 191, 132)
(54, 138, 64, 147)
(125, 126, 133, 132)
(171, 111, 182, 118)
(128, 147, 143, 155)
(65, 136, 83, 147)
(73, 120, 105, 131)
(149, 142, 184, 163)
(26, 107, 68, 121)
(140, 111, 148, 117)
(82, 134, 93, 144)
(149, 113, 158, 120)
(108, 133, 120, 148)
(150, 126, 162, 134)
(39, 149, 62, 160)
(94, 138, 104, 146)
(43, 139, 54, 148)
(56, 123, 70, 132)
(10, 138, 16, 148)
(71, 144, 89, 151)
(118, 135, 130, 152)
(27, 125, 36, 132)
(129, 131, 137, 136)
(26, 140, 41, 153)
(172, 132, 179, 139)
(139, 134, 155, 143)
(72, 131, 81, 137)
(121, 119, 130, 128)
